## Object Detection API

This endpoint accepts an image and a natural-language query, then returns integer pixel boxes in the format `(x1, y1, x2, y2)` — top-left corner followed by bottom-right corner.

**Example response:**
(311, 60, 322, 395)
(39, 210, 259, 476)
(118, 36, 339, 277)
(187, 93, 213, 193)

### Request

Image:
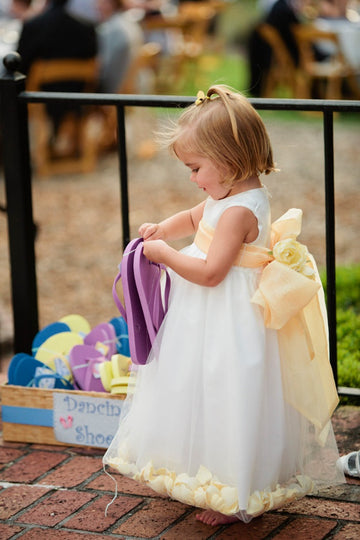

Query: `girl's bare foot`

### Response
(196, 510, 238, 526)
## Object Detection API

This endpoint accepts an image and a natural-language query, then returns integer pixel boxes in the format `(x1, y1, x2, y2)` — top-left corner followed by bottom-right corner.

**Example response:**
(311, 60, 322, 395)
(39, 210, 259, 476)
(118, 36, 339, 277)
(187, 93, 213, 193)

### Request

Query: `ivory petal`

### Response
(196, 465, 212, 485)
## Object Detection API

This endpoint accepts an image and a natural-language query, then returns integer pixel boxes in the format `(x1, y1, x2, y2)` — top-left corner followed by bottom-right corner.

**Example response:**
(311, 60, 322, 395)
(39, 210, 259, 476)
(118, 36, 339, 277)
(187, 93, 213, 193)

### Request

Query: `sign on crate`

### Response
(53, 392, 122, 448)
(1, 385, 125, 448)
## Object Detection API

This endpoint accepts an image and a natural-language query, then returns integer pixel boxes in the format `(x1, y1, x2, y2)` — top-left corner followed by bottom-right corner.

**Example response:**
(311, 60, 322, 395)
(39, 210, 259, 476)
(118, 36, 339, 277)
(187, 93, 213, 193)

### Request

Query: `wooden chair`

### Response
(27, 57, 100, 177)
(142, 2, 218, 93)
(292, 24, 360, 99)
(119, 41, 162, 94)
(97, 42, 162, 151)
(177, 1, 217, 48)
(256, 23, 300, 98)
(172, 1, 218, 90)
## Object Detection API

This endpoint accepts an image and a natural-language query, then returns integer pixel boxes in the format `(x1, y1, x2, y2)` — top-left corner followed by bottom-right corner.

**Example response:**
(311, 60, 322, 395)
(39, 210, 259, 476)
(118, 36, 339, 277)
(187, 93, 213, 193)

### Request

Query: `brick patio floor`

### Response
(0, 399, 358, 540)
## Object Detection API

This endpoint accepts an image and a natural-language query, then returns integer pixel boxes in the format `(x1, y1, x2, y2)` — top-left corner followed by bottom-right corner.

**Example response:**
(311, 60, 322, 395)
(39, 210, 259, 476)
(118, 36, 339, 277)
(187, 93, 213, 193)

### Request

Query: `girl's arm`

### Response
(143, 206, 258, 287)
(139, 201, 205, 241)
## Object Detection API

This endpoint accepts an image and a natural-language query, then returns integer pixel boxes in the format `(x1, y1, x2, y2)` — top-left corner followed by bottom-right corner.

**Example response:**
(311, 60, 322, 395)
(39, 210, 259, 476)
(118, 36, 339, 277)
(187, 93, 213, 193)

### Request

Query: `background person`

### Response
(16, 0, 97, 134)
(96, 0, 144, 93)
(17, 0, 97, 75)
(247, 0, 305, 97)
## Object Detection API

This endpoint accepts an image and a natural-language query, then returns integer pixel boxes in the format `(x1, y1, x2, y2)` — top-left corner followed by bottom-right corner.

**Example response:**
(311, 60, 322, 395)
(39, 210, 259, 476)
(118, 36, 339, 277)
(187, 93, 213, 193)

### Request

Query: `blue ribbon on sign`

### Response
(2, 405, 53, 427)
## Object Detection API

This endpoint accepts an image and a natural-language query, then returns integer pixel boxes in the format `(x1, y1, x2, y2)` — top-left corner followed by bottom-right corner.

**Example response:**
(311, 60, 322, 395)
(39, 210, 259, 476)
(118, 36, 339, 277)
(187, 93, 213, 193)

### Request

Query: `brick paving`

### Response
(0, 400, 358, 540)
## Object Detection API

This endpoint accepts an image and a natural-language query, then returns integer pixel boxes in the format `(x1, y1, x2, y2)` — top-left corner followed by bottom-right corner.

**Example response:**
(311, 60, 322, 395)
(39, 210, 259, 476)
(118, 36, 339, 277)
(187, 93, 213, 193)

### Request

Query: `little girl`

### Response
(104, 85, 345, 526)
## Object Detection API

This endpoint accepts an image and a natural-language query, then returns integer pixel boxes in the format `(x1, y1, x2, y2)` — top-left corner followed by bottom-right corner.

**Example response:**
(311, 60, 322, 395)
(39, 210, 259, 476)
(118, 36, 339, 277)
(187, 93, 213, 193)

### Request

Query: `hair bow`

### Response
(195, 90, 209, 106)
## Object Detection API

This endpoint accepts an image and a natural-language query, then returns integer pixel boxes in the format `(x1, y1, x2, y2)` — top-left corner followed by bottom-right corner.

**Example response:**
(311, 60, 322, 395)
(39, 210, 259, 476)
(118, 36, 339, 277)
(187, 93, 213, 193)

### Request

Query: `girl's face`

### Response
(177, 149, 230, 200)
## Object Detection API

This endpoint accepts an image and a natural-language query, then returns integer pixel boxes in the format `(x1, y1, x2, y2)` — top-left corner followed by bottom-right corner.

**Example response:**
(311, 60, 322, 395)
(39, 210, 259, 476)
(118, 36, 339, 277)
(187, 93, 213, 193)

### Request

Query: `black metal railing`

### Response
(1, 53, 359, 397)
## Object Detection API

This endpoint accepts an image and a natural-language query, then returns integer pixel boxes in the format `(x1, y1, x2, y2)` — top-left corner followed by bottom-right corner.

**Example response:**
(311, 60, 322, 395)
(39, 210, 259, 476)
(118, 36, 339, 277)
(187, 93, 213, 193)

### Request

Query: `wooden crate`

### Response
(1, 384, 125, 448)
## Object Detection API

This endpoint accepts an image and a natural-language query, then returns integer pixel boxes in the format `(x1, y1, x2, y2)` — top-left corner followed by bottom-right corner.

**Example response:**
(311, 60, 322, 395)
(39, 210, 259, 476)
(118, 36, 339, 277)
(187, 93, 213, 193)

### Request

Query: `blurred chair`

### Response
(97, 42, 162, 152)
(142, 1, 219, 93)
(177, 1, 217, 50)
(292, 24, 360, 99)
(171, 1, 218, 90)
(27, 57, 100, 177)
(256, 23, 300, 97)
(119, 41, 162, 94)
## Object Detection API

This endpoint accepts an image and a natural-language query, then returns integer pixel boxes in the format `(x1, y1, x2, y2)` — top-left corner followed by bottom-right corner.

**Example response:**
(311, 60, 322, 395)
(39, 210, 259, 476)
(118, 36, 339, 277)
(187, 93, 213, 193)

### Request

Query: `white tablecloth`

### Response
(315, 17, 360, 70)
(0, 17, 20, 62)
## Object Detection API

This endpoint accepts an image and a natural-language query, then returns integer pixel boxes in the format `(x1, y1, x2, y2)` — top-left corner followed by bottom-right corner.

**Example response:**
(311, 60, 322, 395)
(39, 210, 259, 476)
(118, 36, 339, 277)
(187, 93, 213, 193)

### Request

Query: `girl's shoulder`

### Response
(204, 188, 271, 234)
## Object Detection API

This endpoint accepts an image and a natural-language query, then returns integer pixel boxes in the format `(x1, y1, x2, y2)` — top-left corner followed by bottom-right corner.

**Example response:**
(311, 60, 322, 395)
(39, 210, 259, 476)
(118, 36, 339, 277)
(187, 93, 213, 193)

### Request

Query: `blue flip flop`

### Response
(8, 353, 33, 385)
(8, 354, 74, 389)
(109, 316, 130, 357)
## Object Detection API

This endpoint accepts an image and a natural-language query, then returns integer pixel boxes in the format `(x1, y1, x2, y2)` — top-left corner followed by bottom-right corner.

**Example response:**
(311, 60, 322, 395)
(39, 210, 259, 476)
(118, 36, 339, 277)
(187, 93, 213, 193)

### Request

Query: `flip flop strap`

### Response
(31, 372, 73, 389)
(151, 264, 171, 332)
(112, 264, 127, 322)
(162, 264, 171, 313)
(112, 238, 144, 322)
(84, 358, 101, 391)
(113, 260, 171, 330)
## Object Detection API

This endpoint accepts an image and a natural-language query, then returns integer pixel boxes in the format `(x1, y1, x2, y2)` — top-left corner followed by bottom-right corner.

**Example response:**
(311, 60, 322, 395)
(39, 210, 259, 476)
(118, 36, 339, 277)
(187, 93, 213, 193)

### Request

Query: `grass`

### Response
(178, 52, 249, 97)
(321, 265, 360, 398)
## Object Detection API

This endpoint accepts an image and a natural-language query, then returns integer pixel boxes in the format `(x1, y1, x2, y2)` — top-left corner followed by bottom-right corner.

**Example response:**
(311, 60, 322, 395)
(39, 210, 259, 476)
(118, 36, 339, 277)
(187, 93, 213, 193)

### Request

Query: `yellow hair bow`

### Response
(195, 90, 209, 106)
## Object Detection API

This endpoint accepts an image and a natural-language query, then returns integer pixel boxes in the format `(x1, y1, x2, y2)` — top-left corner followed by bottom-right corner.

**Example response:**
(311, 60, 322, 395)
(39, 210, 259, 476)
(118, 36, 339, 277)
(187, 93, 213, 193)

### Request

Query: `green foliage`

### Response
(320, 266, 360, 393)
(337, 310, 360, 387)
(216, 0, 261, 45)
(176, 52, 248, 97)
(334, 266, 360, 313)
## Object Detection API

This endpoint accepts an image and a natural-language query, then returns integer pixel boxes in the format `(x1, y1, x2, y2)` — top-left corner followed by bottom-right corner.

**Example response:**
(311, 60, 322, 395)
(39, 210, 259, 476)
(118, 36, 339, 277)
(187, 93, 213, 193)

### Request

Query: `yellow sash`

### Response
(194, 209, 339, 442)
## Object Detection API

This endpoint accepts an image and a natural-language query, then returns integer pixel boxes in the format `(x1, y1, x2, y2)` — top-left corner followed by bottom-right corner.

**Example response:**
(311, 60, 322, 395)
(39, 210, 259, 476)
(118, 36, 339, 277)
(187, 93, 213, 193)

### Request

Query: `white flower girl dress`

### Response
(104, 187, 344, 522)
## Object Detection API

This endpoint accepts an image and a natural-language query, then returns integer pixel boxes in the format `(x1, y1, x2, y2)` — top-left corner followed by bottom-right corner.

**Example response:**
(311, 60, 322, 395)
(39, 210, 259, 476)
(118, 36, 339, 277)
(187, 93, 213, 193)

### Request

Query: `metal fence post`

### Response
(323, 110, 337, 385)
(0, 52, 38, 354)
(116, 104, 130, 250)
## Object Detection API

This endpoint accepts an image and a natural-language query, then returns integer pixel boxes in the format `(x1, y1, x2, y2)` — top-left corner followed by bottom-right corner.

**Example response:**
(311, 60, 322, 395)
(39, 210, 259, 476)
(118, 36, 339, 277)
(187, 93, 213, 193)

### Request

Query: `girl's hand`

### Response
(138, 222, 164, 240)
(142, 239, 167, 264)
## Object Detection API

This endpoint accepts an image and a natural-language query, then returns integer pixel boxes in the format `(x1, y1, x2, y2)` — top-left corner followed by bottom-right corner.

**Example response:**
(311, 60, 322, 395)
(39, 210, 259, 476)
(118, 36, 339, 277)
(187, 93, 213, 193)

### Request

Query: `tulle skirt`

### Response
(104, 245, 344, 521)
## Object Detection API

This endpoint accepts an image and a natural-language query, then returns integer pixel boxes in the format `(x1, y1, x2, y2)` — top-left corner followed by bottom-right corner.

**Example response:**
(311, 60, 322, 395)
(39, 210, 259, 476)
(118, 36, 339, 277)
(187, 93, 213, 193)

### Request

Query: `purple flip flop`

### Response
(112, 238, 171, 365)
(84, 322, 117, 359)
(134, 242, 171, 339)
(69, 344, 106, 392)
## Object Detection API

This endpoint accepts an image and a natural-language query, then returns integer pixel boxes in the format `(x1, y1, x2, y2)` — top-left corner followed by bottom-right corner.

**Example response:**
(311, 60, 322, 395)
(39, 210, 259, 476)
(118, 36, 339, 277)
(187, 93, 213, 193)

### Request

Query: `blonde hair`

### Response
(164, 85, 276, 185)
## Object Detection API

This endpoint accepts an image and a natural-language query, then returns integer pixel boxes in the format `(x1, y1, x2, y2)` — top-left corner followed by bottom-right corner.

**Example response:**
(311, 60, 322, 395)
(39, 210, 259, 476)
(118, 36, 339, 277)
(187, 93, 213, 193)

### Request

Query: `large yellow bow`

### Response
(194, 209, 339, 442)
(251, 208, 320, 329)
